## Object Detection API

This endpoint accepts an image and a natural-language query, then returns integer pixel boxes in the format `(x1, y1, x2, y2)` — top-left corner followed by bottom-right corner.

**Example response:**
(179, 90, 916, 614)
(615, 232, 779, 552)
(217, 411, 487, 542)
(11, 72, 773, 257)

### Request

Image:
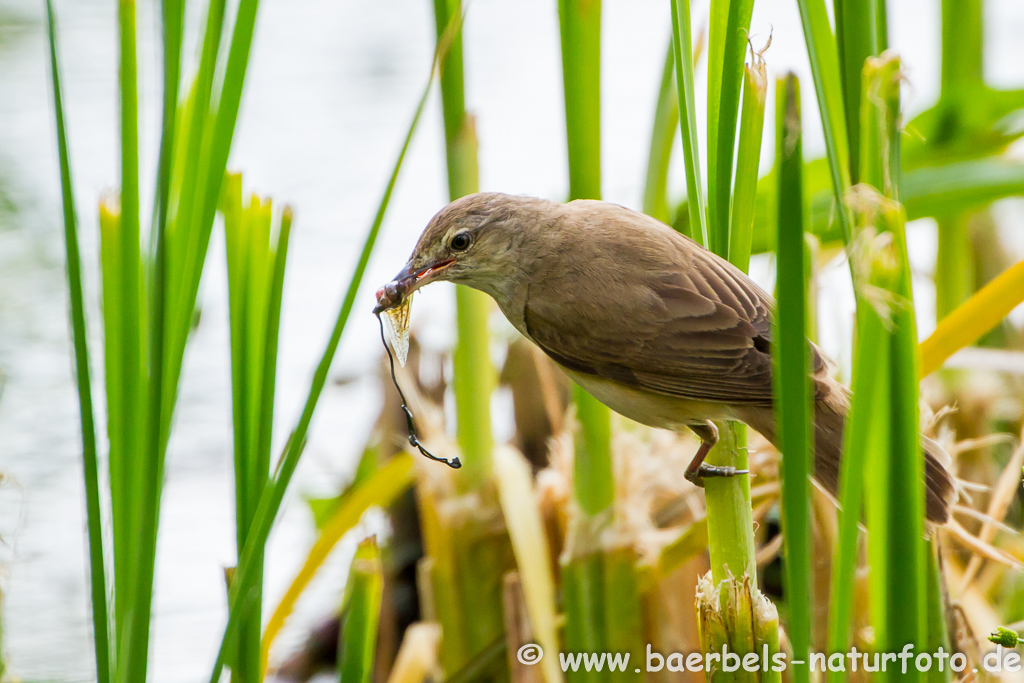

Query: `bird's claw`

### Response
(685, 465, 749, 488)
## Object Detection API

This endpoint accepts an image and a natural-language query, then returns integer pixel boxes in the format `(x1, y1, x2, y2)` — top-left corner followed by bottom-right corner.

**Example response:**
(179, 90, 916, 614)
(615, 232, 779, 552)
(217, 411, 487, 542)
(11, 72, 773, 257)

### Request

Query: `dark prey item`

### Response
(375, 311, 461, 469)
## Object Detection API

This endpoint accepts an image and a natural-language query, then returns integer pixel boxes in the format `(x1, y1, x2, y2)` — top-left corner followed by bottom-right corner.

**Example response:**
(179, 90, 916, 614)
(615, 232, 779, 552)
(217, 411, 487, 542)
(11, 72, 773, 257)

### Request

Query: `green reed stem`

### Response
(703, 424, 756, 584)
(558, 0, 602, 201)
(154, 0, 182, 238)
(795, 0, 852, 241)
(558, 0, 614, 516)
(729, 57, 767, 272)
(669, 0, 708, 247)
(862, 225, 927, 683)
(338, 539, 384, 683)
(925, 542, 953, 683)
(835, 0, 880, 184)
(933, 0, 982, 322)
(861, 53, 928, 683)
(773, 73, 812, 683)
(706, 0, 754, 256)
(940, 0, 982, 93)
(935, 215, 975, 319)
(432, 0, 495, 489)
(643, 39, 678, 225)
(45, 3, 112, 679)
(826, 283, 888, 683)
(147, 0, 181, 488)
(116, 3, 160, 678)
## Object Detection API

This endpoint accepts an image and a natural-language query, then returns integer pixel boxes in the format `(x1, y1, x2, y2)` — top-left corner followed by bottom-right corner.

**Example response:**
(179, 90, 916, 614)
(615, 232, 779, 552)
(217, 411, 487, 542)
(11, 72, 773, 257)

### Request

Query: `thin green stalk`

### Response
(940, 0, 982, 94)
(794, 0, 852, 241)
(432, 0, 494, 489)
(154, 0, 182, 240)
(835, 0, 879, 184)
(558, 0, 614, 516)
(773, 73, 812, 683)
(45, 2, 112, 679)
(826, 281, 889, 683)
(338, 539, 384, 683)
(729, 55, 767, 272)
(703, 424, 755, 583)
(97, 199, 136, 680)
(119, 0, 140, 259)
(935, 215, 975, 319)
(642, 39, 678, 224)
(146, 0, 182, 520)
(706, 0, 754, 256)
(558, 0, 602, 201)
(116, 2, 157, 678)
(669, 0, 708, 247)
(571, 398, 613, 515)
(206, 52, 437, 683)
(133, 0, 183, 676)
(860, 53, 928, 683)
(933, 0, 982, 324)
(859, 55, 901, 199)
(259, 209, 291, 499)
(876, 0, 888, 50)
(881, 259, 927, 683)
(925, 542, 953, 683)
(862, 226, 927, 683)
(453, 282, 494, 487)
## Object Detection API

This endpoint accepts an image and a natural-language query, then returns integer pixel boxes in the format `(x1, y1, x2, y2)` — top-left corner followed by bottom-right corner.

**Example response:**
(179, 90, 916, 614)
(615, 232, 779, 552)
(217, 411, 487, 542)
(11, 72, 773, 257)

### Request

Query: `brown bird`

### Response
(376, 192, 956, 523)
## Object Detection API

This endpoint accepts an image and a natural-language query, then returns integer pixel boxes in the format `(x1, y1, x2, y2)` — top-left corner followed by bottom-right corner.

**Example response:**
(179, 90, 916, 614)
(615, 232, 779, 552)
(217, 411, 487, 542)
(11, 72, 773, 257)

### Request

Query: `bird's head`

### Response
(375, 192, 554, 312)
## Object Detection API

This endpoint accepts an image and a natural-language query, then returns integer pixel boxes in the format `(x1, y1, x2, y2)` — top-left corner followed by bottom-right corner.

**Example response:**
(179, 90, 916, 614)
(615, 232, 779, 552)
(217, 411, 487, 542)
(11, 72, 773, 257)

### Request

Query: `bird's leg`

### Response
(684, 420, 749, 487)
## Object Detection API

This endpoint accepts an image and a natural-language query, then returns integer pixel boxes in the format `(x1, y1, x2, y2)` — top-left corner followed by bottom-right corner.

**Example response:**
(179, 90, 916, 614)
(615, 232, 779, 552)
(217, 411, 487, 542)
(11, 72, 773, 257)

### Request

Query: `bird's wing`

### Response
(523, 205, 825, 406)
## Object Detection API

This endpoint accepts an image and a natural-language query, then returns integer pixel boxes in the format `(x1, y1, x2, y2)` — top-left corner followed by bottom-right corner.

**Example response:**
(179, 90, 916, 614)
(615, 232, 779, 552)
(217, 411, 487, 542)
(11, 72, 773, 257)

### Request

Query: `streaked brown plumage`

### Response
(377, 192, 956, 523)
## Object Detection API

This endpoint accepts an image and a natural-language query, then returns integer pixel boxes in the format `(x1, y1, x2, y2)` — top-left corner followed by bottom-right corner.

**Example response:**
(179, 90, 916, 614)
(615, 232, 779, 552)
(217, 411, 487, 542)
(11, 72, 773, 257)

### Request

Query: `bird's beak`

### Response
(374, 258, 455, 314)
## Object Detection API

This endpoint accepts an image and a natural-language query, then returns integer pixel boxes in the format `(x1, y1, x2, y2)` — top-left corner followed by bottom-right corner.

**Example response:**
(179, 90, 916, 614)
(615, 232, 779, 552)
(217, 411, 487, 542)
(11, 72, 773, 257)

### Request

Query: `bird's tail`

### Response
(739, 384, 957, 525)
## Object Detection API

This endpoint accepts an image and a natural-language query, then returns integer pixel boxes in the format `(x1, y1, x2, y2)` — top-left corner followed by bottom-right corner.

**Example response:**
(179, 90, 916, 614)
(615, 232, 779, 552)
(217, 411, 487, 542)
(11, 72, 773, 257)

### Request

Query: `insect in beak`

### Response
(373, 259, 454, 314)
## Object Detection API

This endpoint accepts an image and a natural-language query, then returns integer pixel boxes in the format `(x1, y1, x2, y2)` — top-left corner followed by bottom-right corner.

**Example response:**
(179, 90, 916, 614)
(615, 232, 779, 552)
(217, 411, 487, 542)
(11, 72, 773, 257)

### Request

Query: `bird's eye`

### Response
(450, 232, 472, 252)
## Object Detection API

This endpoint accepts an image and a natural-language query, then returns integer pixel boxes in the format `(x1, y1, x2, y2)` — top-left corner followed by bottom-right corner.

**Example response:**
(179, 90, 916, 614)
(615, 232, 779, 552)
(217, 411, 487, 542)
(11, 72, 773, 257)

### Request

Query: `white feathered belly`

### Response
(561, 367, 734, 431)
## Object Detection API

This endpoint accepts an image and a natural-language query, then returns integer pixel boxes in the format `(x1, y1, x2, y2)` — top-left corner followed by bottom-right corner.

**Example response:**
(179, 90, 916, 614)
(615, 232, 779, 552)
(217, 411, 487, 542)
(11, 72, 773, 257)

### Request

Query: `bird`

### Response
(376, 191, 956, 524)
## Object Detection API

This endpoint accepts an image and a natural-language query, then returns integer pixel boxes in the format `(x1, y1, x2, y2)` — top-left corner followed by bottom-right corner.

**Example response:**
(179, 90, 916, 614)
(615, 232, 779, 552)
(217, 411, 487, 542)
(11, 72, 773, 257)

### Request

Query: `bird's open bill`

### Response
(374, 259, 454, 314)
(374, 259, 454, 367)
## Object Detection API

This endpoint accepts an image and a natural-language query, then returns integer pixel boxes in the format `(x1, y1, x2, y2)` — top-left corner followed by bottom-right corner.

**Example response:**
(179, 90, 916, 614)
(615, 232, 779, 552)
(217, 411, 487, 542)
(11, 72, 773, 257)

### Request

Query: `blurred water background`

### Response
(0, 0, 1022, 680)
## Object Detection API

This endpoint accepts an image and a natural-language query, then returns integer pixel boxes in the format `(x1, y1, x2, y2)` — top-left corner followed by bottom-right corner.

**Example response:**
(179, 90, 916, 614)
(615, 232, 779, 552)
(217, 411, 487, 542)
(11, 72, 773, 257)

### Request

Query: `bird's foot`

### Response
(684, 464, 749, 487)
